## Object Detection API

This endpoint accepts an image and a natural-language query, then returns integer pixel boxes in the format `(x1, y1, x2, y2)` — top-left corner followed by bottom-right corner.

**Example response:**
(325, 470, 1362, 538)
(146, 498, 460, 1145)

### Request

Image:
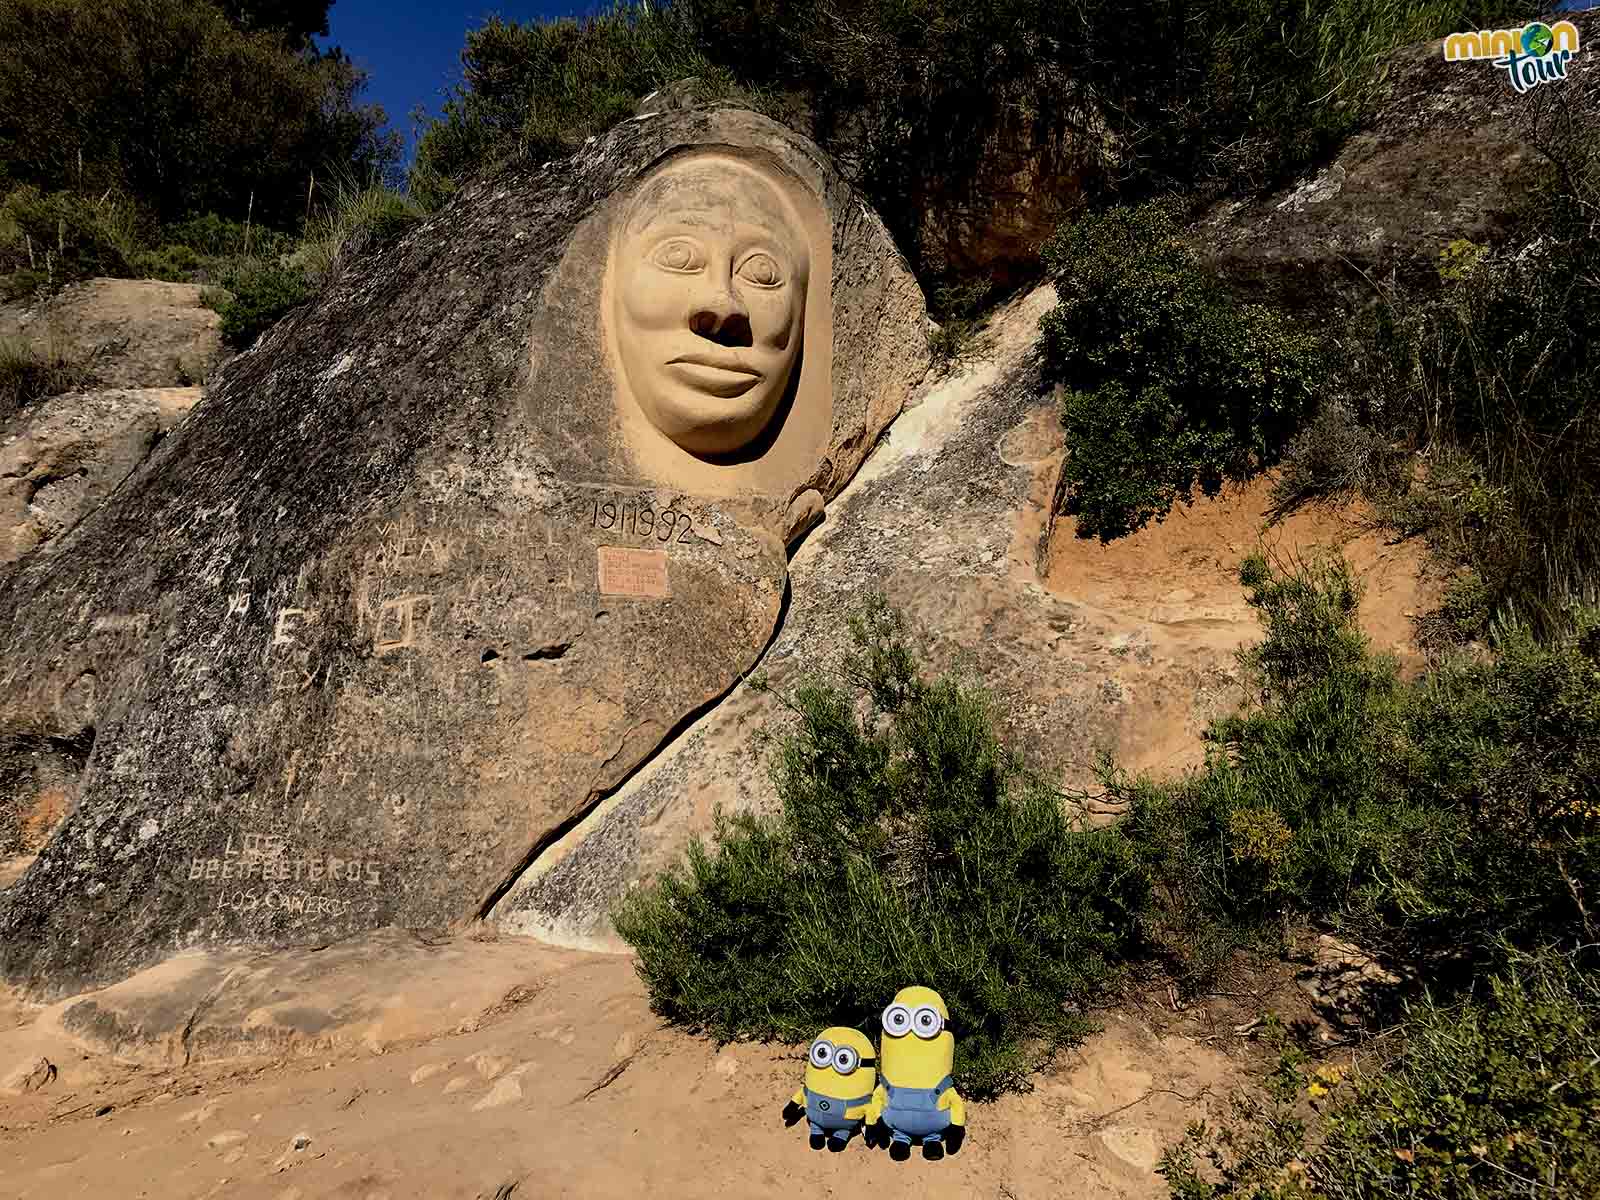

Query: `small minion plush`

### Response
(867, 986, 965, 1160)
(782, 1026, 877, 1150)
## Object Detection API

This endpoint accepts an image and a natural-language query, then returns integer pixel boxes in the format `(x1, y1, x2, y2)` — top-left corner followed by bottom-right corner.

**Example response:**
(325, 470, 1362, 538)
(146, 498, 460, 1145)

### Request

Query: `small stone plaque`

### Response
(597, 546, 671, 598)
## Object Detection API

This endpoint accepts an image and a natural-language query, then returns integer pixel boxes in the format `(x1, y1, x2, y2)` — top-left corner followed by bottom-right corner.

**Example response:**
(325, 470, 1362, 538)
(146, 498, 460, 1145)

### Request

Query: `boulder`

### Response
(1, 386, 201, 571)
(1193, 10, 1600, 309)
(0, 278, 224, 391)
(490, 287, 1239, 947)
(0, 105, 928, 996)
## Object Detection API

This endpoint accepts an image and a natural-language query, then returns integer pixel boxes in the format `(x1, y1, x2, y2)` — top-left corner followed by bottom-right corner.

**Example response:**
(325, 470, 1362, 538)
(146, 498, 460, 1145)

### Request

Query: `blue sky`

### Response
(317, 1, 591, 158)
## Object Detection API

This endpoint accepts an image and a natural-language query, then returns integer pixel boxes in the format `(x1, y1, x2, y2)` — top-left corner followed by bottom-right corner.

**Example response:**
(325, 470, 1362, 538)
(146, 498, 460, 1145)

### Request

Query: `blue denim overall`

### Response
(882, 1075, 955, 1145)
(805, 1086, 872, 1143)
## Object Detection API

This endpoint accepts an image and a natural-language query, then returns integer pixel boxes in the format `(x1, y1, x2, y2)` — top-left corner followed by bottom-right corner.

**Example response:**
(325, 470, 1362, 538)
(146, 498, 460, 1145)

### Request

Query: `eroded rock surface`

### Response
(1, 386, 201, 571)
(0, 106, 927, 996)
(1194, 10, 1599, 308)
(0, 278, 224, 390)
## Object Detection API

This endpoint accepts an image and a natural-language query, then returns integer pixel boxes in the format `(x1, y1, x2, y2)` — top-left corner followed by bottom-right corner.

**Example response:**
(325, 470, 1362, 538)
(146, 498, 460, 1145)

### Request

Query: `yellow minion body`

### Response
(868, 986, 966, 1149)
(800, 1026, 877, 1101)
(788, 1026, 878, 1145)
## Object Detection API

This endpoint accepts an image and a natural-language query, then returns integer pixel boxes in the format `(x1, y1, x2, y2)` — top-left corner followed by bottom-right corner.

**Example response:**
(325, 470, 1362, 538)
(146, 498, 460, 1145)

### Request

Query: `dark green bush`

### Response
(1161, 950, 1600, 1200)
(615, 598, 1150, 1096)
(414, 5, 730, 205)
(0, 186, 138, 287)
(158, 213, 293, 260)
(0, 0, 396, 228)
(1121, 553, 1600, 978)
(208, 261, 312, 348)
(1040, 203, 1322, 540)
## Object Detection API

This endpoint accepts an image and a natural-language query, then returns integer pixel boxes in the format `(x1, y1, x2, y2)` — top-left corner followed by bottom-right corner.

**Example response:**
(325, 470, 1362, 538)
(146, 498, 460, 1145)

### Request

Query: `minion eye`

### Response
(832, 1046, 858, 1074)
(882, 1004, 912, 1037)
(808, 1039, 835, 1069)
(650, 237, 705, 273)
(912, 1006, 943, 1039)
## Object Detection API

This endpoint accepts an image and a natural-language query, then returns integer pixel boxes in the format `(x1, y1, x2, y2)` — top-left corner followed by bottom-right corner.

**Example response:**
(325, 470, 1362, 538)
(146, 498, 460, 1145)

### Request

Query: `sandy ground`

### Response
(0, 937, 1289, 1200)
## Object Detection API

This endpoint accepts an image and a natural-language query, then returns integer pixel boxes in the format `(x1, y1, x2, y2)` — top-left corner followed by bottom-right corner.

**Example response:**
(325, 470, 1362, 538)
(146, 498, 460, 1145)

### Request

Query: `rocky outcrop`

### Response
(1194, 9, 1600, 308)
(1, 386, 201, 571)
(0, 278, 224, 391)
(0, 106, 928, 997)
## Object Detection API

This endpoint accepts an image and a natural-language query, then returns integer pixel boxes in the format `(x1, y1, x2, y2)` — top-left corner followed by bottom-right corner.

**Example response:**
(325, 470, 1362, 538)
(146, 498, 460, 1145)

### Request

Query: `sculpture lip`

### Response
(664, 355, 764, 398)
(666, 352, 762, 377)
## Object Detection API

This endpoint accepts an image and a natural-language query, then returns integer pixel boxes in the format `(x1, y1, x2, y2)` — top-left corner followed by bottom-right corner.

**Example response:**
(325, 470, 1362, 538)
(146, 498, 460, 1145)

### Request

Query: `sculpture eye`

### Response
(736, 251, 784, 288)
(650, 237, 704, 273)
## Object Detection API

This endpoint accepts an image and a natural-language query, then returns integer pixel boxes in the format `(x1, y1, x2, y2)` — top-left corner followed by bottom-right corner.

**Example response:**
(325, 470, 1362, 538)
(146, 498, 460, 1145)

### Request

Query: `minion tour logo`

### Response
(1444, 20, 1581, 92)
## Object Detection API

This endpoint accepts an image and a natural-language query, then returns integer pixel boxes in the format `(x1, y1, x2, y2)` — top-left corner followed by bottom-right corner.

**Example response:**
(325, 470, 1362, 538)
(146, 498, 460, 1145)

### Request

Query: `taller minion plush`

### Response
(868, 986, 966, 1160)
(783, 1026, 877, 1150)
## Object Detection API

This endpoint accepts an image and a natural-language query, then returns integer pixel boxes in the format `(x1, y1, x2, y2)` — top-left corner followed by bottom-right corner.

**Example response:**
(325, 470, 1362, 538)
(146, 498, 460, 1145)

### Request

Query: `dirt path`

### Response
(1, 940, 1256, 1200)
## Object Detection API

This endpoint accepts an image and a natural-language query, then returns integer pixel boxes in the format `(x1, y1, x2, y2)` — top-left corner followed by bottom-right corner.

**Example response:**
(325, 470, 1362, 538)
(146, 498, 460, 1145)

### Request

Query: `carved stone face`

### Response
(612, 156, 810, 457)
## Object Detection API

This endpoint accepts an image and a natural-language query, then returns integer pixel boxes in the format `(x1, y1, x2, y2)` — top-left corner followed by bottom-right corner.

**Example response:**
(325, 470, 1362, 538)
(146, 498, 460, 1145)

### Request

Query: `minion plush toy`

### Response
(868, 986, 966, 1160)
(783, 1027, 877, 1150)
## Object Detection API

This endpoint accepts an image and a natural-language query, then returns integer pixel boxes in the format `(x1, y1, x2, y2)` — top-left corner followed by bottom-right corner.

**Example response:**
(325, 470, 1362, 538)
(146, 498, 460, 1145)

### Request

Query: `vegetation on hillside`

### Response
(407, 0, 1538, 281)
(1274, 98, 1600, 642)
(0, 0, 408, 364)
(1163, 952, 1600, 1199)
(1039, 203, 1321, 538)
(615, 599, 1147, 1098)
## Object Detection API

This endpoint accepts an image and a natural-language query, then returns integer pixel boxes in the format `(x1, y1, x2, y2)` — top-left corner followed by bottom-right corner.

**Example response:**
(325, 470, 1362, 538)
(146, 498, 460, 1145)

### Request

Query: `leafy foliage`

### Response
(207, 261, 313, 349)
(1040, 203, 1321, 539)
(1161, 951, 1600, 1200)
(0, 0, 396, 229)
(0, 187, 139, 292)
(1122, 553, 1600, 978)
(413, 6, 730, 209)
(615, 598, 1149, 1097)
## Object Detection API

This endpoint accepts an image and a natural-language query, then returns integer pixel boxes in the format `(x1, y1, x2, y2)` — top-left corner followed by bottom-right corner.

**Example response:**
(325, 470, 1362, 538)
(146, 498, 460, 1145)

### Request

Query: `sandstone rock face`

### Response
(491, 287, 1208, 946)
(912, 84, 1114, 287)
(0, 278, 224, 390)
(1194, 9, 1599, 308)
(1, 386, 201, 571)
(0, 106, 928, 996)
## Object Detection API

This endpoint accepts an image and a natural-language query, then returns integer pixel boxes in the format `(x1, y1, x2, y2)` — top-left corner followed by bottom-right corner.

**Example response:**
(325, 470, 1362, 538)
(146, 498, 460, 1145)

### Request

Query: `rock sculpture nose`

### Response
(690, 291, 753, 347)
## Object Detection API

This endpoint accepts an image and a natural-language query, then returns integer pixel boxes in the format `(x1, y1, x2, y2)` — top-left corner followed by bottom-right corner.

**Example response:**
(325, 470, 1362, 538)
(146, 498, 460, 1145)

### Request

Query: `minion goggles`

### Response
(808, 1039, 874, 1074)
(881, 1002, 946, 1039)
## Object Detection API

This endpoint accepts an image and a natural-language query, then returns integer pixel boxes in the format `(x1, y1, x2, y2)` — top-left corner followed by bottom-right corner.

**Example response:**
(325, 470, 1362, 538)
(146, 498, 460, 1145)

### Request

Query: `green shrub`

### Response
(615, 598, 1150, 1097)
(0, 0, 396, 229)
(0, 186, 139, 289)
(208, 261, 312, 348)
(159, 213, 293, 260)
(1160, 949, 1600, 1200)
(1120, 553, 1600, 978)
(1040, 203, 1322, 540)
(414, 5, 733, 198)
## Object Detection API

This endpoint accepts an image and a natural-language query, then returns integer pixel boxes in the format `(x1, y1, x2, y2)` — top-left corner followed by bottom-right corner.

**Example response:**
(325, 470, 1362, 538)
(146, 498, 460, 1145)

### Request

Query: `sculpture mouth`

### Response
(665, 355, 764, 398)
